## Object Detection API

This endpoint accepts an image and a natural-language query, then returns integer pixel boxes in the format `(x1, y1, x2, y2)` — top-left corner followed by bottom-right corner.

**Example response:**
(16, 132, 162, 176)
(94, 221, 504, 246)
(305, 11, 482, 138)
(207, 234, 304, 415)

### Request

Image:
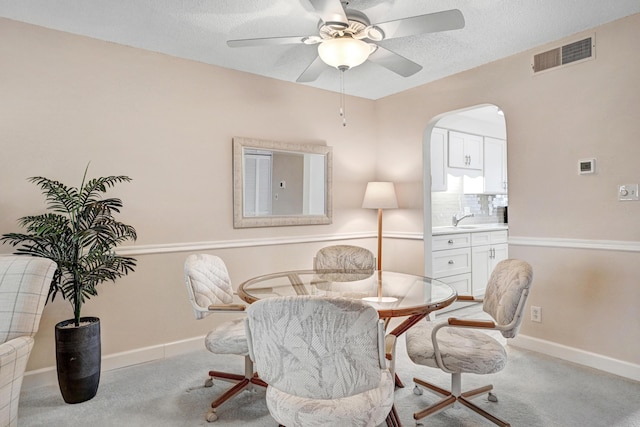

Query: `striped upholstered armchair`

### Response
(0, 256, 56, 426)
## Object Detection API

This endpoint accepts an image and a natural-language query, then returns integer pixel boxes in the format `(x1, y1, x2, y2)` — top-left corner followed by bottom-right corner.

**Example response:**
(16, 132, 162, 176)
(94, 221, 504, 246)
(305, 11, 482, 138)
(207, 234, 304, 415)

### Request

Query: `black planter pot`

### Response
(55, 316, 101, 404)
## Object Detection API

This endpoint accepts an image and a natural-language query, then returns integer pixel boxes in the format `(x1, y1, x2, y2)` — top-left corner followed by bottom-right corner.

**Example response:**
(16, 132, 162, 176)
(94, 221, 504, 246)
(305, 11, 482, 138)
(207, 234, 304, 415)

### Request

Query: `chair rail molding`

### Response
(508, 236, 640, 252)
(109, 234, 640, 257)
(113, 232, 376, 256)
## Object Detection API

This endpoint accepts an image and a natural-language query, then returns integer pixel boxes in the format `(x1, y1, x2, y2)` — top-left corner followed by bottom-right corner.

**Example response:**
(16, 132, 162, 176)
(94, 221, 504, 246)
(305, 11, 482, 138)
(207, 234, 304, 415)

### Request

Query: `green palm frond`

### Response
(28, 177, 80, 215)
(1, 165, 137, 326)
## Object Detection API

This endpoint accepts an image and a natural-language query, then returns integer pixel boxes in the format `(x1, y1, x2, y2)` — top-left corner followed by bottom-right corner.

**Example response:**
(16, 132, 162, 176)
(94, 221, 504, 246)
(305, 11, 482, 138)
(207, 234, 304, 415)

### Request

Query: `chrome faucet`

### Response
(452, 212, 474, 227)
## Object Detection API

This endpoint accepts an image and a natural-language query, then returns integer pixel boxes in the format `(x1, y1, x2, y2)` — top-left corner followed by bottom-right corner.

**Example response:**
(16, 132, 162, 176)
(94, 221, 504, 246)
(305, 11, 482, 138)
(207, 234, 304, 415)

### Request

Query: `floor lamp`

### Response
(362, 182, 398, 271)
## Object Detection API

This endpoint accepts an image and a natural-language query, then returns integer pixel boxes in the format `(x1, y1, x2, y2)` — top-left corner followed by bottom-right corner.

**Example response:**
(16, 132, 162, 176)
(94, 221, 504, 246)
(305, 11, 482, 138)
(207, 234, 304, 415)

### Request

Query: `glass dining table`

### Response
(238, 269, 457, 341)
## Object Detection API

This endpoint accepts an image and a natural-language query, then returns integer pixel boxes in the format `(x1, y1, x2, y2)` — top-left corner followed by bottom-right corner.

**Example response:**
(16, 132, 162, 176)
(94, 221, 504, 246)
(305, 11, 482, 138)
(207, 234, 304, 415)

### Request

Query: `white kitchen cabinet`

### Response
(432, 232, 471, 251)
(431, 233, 472, 298)
(430, 128, 448, 192)
(484, 137, 507, 194)
(432, 228, 508, 314)
(433, 247, 472, 278)
(471, 230, 509, 297)
(431, 233, 471, 286)
(438, 273, 471, 300)
(448, 131, 483, 170)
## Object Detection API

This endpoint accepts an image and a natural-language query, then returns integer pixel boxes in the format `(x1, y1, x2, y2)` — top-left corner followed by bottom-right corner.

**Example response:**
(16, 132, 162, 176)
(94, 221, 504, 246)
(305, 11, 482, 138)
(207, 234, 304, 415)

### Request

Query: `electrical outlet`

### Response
(531, 306, 542, 323)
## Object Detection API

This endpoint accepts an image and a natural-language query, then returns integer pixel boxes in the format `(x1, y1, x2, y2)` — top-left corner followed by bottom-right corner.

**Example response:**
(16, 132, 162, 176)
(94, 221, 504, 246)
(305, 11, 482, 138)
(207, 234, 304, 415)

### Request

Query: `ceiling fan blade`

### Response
(368, 46, 423, 77)
(296, 56, 327, 83)
(374, 9, 465, 40)
(227, 36, 308, 48)
(308, 0, 348, 27)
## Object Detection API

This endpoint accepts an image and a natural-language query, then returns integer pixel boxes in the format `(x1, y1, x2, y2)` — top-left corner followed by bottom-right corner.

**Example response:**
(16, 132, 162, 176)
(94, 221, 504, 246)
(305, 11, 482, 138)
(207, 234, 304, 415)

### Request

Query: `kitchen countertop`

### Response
(432, 224, 508, 236)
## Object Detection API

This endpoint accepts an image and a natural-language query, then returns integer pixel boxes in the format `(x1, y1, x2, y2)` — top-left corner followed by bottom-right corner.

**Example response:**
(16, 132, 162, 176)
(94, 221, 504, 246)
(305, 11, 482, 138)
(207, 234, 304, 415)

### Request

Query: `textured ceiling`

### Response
(1, 0, 639, 99)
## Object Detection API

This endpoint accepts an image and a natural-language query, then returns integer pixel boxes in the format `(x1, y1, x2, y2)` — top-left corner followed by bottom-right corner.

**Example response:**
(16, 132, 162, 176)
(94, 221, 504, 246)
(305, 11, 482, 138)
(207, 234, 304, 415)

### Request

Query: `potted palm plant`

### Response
(1, 165, 137, 403)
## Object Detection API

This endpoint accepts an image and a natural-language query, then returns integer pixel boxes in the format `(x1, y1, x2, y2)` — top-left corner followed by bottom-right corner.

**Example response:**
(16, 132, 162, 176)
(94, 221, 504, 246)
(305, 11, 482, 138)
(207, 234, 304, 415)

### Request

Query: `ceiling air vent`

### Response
(532, 35, 594, 74)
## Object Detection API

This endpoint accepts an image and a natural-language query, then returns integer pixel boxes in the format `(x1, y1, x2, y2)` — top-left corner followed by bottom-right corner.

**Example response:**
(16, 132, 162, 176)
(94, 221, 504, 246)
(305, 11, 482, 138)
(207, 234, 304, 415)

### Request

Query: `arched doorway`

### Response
(423, 105, 508, 293)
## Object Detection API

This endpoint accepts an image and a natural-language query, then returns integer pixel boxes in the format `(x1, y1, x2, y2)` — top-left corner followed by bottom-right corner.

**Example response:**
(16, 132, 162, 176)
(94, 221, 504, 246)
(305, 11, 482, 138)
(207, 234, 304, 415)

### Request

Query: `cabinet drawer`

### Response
(490, 230, 509, 244)
(432, 248, 471, 278)
(471, 232, 492, 246)
(437, 273, 471, 295)
(471, 230, 509, 246)
(433, 233, 471, 251)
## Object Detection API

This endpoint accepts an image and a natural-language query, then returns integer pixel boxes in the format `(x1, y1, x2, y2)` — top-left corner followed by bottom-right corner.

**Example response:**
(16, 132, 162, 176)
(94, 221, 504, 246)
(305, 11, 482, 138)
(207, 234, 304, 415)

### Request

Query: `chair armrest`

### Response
(448, 317, 496, 329)
(456, 295, 483, 303)
(207, 303, 246, 312)
(0, 336, 34, 391)
(244, 318, 256, 362)
(384, 334, 397, 378)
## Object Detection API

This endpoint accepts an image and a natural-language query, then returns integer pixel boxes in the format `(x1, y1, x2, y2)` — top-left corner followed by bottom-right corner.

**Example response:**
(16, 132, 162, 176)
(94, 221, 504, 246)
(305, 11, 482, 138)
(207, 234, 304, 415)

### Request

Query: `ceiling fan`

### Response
(227, 0, 465, 83)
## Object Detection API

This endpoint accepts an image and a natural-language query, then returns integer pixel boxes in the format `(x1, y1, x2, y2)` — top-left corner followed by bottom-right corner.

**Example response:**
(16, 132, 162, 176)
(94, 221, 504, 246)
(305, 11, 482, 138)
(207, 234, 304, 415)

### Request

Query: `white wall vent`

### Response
(532, 35, 595, 74)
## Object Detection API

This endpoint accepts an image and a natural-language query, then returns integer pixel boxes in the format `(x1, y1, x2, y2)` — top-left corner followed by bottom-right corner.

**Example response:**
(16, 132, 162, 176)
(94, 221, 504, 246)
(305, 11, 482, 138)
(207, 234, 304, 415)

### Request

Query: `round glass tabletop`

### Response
(238, 269, 457, 318)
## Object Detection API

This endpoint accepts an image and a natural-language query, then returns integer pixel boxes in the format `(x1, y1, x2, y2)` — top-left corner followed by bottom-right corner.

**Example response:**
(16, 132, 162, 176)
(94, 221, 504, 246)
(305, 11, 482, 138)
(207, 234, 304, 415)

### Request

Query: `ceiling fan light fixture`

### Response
(318, 36, 370, 69)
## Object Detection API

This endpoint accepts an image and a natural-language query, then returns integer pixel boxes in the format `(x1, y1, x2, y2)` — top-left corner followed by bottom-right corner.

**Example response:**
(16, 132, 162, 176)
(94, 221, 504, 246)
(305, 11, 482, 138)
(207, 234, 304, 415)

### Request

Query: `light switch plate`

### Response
(618, 184, 639, 201)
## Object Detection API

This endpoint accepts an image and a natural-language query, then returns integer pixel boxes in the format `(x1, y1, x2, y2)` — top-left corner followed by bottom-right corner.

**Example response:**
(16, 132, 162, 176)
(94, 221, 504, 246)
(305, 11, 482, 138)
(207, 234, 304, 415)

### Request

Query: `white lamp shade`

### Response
(318, 37, 371, 69)
(362, 182, 398, 209)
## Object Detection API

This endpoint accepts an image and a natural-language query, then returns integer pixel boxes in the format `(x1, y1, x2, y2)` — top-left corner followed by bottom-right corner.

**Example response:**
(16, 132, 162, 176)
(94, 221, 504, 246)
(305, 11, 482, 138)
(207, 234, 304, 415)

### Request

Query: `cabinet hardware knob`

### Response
(448, 260, 454, 264)
(448, 239, 454, 244)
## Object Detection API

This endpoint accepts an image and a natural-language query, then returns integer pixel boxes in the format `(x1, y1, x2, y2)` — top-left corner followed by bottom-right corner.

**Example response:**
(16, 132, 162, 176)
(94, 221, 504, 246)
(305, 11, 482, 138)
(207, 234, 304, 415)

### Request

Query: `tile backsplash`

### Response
(431, 175, 508, 227)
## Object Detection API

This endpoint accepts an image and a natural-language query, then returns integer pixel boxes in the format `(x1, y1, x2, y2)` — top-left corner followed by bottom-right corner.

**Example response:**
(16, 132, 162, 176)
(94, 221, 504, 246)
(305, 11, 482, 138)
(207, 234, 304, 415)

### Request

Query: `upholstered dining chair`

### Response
(313, 245, 376, 271)
(184, 254, 266, 422)
(245, 295, 399, 427)
(405, 259, 533, 426)
(0, 256, 57, 427)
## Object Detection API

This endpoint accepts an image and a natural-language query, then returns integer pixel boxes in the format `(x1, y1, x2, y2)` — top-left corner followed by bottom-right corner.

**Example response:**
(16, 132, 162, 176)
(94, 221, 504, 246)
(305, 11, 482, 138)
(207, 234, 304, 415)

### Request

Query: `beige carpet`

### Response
(19, 306, 640, 427)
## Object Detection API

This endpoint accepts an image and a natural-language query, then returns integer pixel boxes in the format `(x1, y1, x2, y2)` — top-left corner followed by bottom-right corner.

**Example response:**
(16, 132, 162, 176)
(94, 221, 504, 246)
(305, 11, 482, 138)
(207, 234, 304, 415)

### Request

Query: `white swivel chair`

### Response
(313, 245, 376, 271)
(405, 259, 533, 426)
(245, 295, 399, 427)
(184, 254, 266, 422)
(0, 256, 56, 427)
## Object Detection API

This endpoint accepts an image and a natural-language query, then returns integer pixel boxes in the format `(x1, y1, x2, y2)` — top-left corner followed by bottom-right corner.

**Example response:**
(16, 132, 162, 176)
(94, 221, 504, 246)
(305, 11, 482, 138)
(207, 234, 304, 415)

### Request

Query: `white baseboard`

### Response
(24, 333, 639, 392)
(22, 336, 206, 391)
(510, 334, 640, 382)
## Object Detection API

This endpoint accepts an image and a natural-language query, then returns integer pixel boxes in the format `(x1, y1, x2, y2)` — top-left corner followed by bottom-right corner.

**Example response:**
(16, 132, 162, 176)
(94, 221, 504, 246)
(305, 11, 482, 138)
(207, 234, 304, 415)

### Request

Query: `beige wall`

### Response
(1, 13, 639, 376)
(0, 18, 381, 370)
(376, 14, 640, 367)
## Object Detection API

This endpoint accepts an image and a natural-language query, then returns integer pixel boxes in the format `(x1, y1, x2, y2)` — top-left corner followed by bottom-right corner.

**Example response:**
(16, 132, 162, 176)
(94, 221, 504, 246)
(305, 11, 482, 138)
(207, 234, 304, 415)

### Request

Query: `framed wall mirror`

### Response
(233, 137, 333, 228)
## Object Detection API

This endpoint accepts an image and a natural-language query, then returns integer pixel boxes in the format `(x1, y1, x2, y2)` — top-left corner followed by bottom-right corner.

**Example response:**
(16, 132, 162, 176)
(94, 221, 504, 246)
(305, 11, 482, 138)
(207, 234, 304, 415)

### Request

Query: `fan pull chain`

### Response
(339, 67, 346, 127)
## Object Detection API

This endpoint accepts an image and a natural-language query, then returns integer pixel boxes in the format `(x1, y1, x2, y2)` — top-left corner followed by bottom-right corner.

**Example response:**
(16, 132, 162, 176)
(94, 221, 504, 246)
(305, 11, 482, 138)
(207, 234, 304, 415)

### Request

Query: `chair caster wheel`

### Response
(205, 409, 218, 422)
(204, 378, 214, 387)
(413, 385, 423, 396)
(488, 392, 498, 402)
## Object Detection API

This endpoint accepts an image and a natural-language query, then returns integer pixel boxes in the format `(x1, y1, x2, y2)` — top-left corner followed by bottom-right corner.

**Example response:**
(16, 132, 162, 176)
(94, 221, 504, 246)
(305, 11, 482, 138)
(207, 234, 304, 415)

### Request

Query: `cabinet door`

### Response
(484, 137, 507, 194)
(448, 131, 467, 168)
(433, 273, 472, 315)
(466, 135, 484, 170)
(491, 243, 509, 269)
(448, 131, 483, 170)
(471, 245, 492, 297)
(438, 273, 472, 295)
(472, 243, 509, 297)
(431, 128, 448, 192)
